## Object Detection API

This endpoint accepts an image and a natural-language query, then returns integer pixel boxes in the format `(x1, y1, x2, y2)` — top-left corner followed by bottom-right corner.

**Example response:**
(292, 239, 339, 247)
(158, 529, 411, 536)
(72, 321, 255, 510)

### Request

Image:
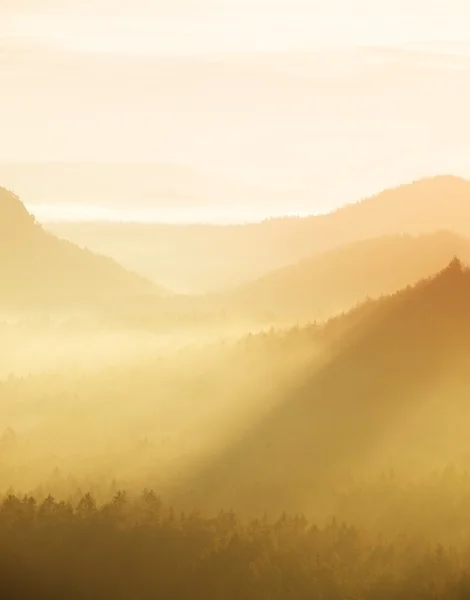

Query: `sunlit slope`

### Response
(214, 231, 470, 322)
(49, 175, 470, 293)
(188, 258, 470, 514)
(0, 187, 160, 307)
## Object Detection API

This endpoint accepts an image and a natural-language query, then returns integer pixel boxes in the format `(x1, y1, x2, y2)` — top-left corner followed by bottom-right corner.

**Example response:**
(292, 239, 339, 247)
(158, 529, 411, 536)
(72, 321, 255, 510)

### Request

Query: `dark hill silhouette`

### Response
(49, 175, 470, 293)
(183, 258, 470, 515)
(0, 187, 159, 308)
(213, 230, 470, 322)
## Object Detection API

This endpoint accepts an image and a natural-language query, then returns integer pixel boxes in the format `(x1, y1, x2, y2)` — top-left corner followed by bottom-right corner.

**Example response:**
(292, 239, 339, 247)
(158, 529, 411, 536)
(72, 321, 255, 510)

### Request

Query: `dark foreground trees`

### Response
(1, 489, 470, 600)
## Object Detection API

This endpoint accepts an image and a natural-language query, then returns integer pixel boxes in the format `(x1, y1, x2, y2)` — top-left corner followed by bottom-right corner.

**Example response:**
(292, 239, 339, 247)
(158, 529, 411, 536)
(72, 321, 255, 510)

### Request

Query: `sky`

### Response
(3, 1, 470, 56)
(1, 0, 470, 222)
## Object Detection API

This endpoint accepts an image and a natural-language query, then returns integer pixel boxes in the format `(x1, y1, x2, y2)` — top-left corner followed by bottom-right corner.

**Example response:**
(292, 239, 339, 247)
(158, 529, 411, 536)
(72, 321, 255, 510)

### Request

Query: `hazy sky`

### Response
(3, 1, 470, 54)
(1, 0, 470, 222)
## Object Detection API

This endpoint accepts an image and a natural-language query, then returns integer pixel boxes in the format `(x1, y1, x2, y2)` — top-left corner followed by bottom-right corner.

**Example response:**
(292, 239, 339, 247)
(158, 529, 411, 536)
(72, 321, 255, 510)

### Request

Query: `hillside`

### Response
(213, 231, 470, 323)
(49, 175, 470, 293)
(182, 258, 470, 515)
(0, 187, 159, 309)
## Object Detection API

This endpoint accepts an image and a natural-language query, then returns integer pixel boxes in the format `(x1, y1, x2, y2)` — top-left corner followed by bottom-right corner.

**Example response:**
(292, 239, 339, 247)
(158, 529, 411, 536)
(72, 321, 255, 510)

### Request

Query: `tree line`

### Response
(2, 485, 470, 599)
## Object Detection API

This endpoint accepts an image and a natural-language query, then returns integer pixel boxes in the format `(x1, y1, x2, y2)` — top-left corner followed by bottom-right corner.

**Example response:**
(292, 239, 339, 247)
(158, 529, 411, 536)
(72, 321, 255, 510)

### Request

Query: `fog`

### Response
(4, 190, 470, 597)
(3, 1, 470, 592)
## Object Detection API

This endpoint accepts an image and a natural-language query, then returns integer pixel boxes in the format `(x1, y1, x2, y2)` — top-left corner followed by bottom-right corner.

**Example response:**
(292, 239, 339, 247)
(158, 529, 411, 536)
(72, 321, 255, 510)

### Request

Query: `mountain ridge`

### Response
(48, 175, 470, 293)
(211, 230, 470, 323)
(181, 258, 470, 515)
(0, 186, 162, 308)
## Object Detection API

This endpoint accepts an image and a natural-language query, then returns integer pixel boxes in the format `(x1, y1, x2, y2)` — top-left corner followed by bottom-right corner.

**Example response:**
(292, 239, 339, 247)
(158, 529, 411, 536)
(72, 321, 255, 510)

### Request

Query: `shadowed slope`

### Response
(0, 187, 161, 308)
(183, 259, 470, 515)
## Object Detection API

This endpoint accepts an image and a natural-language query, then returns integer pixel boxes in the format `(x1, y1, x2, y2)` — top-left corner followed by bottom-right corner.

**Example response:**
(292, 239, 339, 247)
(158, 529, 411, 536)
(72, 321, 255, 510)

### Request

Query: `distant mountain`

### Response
(185, 258, 470, 515)
(0, 187, 159, 309)
(0, 162, 312, 223)
(49, 176, 470, 293)
(214, 231, 470, 322)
